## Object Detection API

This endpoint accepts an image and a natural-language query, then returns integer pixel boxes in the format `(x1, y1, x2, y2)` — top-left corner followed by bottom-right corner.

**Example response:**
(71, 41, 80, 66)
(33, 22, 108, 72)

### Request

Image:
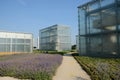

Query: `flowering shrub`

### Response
(73, 55, 120, 80)
(0, 54, 63, 80)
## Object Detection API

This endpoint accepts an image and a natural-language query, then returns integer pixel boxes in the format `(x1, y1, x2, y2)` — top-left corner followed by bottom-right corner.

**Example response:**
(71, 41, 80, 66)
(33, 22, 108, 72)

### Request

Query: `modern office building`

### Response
(39, 24, 71, 51)
(0, 31, 33, 54)
(78, 0, 120, 56)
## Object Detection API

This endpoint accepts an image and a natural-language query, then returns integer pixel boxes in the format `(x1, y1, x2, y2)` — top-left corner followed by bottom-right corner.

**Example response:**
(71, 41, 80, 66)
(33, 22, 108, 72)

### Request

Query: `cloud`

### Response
(17, 0, 26, 6)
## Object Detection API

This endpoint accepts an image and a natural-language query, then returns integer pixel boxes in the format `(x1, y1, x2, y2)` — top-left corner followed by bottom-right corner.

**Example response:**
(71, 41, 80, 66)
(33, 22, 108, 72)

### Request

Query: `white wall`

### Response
(0, 31, 32, 39)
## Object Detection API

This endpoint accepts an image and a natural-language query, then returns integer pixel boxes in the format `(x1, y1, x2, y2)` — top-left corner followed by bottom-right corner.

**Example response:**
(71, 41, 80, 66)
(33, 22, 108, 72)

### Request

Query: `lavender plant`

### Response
(73, 55, 120, 80)
(0, 54, 63, 80)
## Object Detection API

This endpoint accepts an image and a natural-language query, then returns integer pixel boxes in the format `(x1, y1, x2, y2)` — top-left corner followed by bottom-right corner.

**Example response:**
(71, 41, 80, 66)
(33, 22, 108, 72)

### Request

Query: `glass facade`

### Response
(0, 32, 33, 53)
(76, 35, 79, 52)
(39, 24, 71, 51)
(78, 0, 120, 56)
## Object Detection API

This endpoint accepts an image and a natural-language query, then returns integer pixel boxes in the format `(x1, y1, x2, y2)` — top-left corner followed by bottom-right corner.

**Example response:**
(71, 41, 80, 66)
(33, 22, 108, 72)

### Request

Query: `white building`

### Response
(0, 31, 33, 53)
(39, 24, 71, 51)
(37, 37, 39, 49)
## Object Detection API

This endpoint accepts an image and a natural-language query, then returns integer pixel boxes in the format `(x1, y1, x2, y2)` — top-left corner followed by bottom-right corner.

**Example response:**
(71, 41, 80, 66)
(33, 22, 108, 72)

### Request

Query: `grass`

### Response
(72, 54, 120, 80)
(0, 53, 63, 80)
(47, 51, 67, 55)
(33, 50, 68, 55)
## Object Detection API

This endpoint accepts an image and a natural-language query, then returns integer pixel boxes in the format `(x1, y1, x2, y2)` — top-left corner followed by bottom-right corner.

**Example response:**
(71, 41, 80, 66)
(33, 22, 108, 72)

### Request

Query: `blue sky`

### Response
(0, 0, 90, 45)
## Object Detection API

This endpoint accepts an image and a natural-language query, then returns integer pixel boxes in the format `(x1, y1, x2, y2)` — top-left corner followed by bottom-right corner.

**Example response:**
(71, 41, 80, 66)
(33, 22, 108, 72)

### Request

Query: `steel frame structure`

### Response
(78, 0, 120, 56)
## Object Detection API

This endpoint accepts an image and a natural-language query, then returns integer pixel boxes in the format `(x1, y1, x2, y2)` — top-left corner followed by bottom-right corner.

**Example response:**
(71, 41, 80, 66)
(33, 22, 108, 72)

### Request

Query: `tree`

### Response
(33, 46, 37, 49)
(71, 45, 76, 50)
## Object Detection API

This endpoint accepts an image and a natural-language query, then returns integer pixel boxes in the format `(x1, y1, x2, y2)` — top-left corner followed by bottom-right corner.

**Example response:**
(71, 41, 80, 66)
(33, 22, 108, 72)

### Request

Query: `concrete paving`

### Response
(0, 77, 19, 80)
(0, 54, 91, 80)
(52, 54, 91, 80)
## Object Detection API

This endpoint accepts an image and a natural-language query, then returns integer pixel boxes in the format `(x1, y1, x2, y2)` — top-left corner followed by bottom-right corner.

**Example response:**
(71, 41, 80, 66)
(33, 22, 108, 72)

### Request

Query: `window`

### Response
(6, 38, 11, 43)
(101, 0, 115, 7)
(17, 39, 24, 43)
(16, 44, 24, 52)
(25, 39, 31, 43)
(0, 38, 6, 43)
(0, 44, 6, 52)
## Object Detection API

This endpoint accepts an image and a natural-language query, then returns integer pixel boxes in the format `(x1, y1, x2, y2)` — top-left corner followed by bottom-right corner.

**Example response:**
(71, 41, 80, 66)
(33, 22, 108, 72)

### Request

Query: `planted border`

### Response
(73, 54, 120, 80)
(0, 54, 63, 80)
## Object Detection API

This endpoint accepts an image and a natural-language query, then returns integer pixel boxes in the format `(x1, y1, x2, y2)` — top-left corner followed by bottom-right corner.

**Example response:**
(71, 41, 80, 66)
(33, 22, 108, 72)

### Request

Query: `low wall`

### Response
(0, 52, 29, 56)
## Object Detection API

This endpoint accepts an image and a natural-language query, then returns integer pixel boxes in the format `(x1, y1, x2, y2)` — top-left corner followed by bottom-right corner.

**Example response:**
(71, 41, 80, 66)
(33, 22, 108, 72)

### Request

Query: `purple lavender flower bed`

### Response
(0, 54, 63, 80)
(74, 55, 120, 80)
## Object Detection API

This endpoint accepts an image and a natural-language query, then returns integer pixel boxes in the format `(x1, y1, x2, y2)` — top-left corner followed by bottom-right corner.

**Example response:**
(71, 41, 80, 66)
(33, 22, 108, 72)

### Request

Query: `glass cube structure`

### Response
(78, 0, 120, 56)
(39, 24, 71, 51)
(0, 31, 33, 53)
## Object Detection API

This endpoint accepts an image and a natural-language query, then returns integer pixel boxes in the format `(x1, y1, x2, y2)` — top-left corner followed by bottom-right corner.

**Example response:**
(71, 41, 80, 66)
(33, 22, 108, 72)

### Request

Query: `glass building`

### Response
(76, 35, 79, 52)
(0, 31, 33, 54)
(78, 0, 120, 56)
(39, 24, 71, 51)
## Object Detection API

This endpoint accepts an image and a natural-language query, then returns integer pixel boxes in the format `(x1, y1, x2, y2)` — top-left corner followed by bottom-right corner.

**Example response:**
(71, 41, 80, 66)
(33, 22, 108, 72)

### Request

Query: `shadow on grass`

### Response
(72, 53, 120, 59)
(63, 53, 72, 56)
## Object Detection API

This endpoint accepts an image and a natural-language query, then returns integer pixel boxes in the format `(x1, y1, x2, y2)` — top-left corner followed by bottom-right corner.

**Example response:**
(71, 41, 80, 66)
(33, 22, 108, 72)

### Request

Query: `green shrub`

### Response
(73, 55, 120, 80)
(33, 50, 42, 53)
(48, 51, 66, 55)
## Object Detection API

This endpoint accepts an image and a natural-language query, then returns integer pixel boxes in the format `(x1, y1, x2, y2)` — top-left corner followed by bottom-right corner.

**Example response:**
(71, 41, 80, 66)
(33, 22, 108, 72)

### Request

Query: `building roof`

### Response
(39, 24, 70, 32)
(77, 0, 99, 8)
(0, 30, 32, 35)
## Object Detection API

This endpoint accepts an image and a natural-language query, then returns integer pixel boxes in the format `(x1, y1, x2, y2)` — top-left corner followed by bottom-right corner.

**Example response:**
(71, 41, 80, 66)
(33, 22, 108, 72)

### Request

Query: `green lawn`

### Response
(73, 55, 120, 80)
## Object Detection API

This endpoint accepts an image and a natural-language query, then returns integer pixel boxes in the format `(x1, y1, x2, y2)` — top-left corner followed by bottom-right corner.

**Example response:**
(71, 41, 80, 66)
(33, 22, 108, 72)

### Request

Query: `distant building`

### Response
(78, 0, 120, 56)
(37, 37, 39, 49)
(39, 24, 71, 51)
(0, 31, 33, 54)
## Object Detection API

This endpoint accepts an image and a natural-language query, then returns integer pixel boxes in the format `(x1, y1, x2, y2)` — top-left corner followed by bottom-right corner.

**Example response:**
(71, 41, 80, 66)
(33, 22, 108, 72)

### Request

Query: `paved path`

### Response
(52, 54, 91, 80)
(0, 54, 91, 80)
(0, 77, 28, 80)
(0, 77, 19, 80)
